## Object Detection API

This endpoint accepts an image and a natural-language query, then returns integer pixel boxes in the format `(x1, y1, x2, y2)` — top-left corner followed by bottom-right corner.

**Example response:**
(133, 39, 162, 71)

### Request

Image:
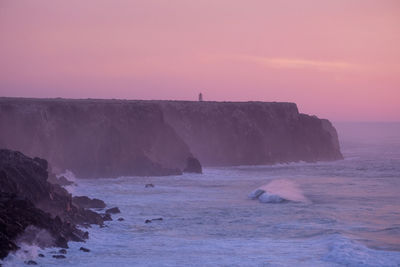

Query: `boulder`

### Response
(72, 196, 106, 209)
(79, 247, 90, 252)
(105, 207, 120, 214)
(101, 213, 112, 221)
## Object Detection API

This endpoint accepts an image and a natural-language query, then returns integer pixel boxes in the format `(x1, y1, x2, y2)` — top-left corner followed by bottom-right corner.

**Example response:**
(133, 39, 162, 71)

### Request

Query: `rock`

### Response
(101, 213, 112, 221)
(24, 260, 37, 265)
(52, 255, 66, 259)
(183, 157, 202, 174)
(48, 174, 74, 186)
(145, 183, 154, 188)
(105, 207, 120, 214)
(79, 247, 90, 252)
(117, 217, 124, 221)
(145, 218, 163, 224)
(57, 176, 74, 186)
(58, 249, 67, 254)
(38, 253, 45, 257)
(72, 196, 106, 209)
(248, 189, 265, 200)
(0, 149, 105, 259)
(258, 192, 286, 203)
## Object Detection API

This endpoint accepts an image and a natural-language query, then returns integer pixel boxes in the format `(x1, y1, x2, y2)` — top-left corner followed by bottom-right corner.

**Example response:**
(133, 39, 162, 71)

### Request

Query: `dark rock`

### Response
(0, 149, 105, 259)
(38, 253, 45, 257)
(105, 207, 120, 214)
(83, 231, 89, 239)
(145, 217, 163, 224)
(57, 176, 74, 186)
(52, 255, 66, 259)
(184, 157, 202, 174)
(24, 260, 37, 265)
(58, 249, 67, 254)
(101, 213, 112, 221)
(117, 217, 124, 221)
(79, 247, 90, 252)
(145, 183, 154, 188)
(72, 196, 106, 209)
(47, 174, 74, 186)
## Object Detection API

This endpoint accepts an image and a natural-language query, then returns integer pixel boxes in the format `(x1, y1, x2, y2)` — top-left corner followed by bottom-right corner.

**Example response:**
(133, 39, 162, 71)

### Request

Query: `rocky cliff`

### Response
(160, 101, 342, 166)
(0, 98, 193, 178)
(0, 149, 107, 259)
(0, 98, 342, 178)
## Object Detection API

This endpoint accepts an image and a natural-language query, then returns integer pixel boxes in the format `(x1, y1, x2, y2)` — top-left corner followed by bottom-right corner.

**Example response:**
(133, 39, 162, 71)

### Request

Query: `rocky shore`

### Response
(0, 149, 112, 260)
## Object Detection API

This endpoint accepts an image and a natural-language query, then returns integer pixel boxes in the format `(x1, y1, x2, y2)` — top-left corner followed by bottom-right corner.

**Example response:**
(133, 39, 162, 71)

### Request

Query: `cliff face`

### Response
(0, 98, 342, 178)
(0, 98, 192, 178)
(160, 101, 343, 166)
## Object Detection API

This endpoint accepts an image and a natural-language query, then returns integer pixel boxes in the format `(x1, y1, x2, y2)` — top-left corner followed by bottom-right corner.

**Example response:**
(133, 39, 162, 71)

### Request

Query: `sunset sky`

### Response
(0, 0, 399, 121)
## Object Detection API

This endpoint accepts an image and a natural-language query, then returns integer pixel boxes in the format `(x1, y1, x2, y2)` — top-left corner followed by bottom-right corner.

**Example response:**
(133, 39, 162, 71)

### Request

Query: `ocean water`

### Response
(3, 122, 400, 266)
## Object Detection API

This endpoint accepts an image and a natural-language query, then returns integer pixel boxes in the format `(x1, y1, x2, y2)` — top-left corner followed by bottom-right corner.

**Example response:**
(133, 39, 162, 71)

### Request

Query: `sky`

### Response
(0, 0, 399, 121)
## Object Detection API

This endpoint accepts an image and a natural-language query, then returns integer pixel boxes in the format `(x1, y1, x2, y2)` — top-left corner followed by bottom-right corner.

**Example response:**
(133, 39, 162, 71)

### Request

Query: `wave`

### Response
(248, 179, 311, 203)
(323, 234, 400, 266)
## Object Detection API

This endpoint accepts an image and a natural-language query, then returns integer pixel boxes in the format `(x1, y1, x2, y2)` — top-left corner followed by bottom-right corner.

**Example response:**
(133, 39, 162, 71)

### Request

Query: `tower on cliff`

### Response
(198, 93, 203, 102)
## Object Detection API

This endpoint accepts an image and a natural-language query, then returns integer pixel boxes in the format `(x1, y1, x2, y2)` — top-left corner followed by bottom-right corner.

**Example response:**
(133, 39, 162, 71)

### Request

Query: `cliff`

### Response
(160, 101, 342, 165)
(0, 98, 192, 178)
(0, 98, 342, 178)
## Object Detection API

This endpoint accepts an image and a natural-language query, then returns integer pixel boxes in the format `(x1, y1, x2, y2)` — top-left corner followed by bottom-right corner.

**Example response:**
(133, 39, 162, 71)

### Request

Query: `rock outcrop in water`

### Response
(0, 98, 342, 178)
(0, 149, 105, 259)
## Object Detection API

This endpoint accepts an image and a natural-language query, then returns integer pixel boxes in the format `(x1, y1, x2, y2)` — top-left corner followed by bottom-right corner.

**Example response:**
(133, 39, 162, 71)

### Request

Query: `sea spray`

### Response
(249, 179, 311, 204)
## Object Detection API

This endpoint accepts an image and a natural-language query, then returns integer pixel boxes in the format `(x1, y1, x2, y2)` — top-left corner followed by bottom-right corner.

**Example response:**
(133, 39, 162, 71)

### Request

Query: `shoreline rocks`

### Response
(0, 149, 107, 259)
(105, 207, 120, 214)
(72, 196, 106, 209)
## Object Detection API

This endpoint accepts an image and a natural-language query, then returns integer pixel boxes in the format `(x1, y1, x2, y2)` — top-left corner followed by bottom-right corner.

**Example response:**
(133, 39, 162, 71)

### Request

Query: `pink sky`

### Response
(0, 0, 399, 121)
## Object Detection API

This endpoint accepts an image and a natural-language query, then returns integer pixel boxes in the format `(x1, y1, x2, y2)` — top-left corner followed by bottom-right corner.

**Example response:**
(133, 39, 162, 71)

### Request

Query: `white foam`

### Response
(249, 179, 310, 204)
(323, 234, 400, 267)
(57, 169, 77, 182)
(1, 243, 41, 267)
(258, 192, 286, 203)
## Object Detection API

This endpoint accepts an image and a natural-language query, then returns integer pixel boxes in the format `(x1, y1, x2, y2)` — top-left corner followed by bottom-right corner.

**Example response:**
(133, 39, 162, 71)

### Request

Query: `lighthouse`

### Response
(198, 93, 203, 102)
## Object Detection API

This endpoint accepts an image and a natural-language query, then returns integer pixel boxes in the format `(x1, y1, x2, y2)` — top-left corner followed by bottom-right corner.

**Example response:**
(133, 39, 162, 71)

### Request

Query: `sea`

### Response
(2, 122, 400, 266)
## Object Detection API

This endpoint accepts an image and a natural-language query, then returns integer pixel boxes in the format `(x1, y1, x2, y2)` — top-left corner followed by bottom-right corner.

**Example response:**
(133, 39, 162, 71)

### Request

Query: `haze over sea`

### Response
(3, 122, 400, 267)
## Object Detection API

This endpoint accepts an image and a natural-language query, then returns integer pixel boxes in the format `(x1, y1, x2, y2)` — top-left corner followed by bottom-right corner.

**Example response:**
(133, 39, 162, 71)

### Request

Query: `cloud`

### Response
(236, 55, 365, 72)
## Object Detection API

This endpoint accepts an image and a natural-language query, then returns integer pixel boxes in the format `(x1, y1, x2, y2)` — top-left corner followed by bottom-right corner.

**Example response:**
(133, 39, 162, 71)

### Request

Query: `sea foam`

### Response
(249, 179, 311, 204)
